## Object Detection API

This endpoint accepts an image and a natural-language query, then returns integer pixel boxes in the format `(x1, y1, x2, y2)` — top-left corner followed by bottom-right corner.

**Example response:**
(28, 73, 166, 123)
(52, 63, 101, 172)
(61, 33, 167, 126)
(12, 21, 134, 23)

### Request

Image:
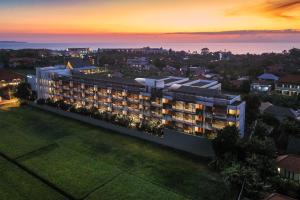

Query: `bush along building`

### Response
(36, 64, 245, 138)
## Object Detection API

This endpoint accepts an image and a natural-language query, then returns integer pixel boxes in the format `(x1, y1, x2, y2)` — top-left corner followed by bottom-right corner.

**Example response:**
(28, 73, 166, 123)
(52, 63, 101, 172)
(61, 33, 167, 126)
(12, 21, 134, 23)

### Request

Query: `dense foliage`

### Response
(38, 98, 164, 136)
(212, 125, 277, 199)
(14, 82, 36, 100)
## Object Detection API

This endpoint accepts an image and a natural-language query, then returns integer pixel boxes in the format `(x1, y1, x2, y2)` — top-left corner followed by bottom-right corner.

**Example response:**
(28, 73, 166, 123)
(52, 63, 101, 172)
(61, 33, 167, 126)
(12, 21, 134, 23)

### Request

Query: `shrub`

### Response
(45, 98, 56, 106)
(271, 177, 300, 199)
(76, 107, 91, 116)
(69, 105, 78, 113)
(37, 98, 45, 105)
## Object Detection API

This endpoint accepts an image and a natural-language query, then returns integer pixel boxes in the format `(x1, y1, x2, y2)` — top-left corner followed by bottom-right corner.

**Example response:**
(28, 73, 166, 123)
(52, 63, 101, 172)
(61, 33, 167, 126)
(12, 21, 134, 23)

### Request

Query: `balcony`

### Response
(112, 94, 123, 100)
(213, 114, 227, 120)
(151, 101, 162, 107)
(162, 109, 172, 115)
(98, 92, 108, 97)
(127, 98, 139, 103)
(62, 86, 70, 90)
(127, 107, 140, 113)
(151, 111, 163, 118)
(212, 120, 227, 129)
(112, 104, 123, 110)
(173, 107, 195, 113)
(143, 111, 151, 116)
(172, 117, 196, 125)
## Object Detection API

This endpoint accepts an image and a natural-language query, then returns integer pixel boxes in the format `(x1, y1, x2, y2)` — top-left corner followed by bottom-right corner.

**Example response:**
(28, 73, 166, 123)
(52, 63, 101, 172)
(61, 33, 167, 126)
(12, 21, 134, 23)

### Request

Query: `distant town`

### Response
(0, 46, 300, 200)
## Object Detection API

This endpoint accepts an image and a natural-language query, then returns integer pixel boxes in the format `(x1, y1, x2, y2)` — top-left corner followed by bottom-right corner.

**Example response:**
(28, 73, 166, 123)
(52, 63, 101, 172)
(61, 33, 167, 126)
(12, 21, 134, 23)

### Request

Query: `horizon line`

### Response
(1, 29, 300, 36)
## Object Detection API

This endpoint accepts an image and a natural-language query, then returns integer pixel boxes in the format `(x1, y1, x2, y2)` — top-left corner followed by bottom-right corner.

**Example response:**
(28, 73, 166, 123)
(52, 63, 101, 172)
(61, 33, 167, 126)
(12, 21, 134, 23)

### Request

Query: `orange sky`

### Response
(0, 0, 299, 34)
(0, 0, 300, 43)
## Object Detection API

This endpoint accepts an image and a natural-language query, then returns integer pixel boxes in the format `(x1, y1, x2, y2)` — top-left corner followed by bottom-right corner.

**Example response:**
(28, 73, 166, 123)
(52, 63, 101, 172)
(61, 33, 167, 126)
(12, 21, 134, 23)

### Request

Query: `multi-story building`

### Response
(36, 65, 245, 137)
(275, 75, 300, 96)
(66, 48, 92, 58)
(98, 47, 168, 55)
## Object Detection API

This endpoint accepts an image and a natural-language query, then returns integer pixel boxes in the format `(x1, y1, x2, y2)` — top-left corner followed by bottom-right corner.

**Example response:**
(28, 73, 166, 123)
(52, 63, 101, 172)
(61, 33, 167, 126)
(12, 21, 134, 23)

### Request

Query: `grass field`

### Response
(0, 106, 233, 200)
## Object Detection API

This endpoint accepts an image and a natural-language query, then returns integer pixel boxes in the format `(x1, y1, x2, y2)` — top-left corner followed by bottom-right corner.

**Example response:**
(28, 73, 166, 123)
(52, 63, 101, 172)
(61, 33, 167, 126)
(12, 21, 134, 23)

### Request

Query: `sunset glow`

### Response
(0, 0, 300, 42)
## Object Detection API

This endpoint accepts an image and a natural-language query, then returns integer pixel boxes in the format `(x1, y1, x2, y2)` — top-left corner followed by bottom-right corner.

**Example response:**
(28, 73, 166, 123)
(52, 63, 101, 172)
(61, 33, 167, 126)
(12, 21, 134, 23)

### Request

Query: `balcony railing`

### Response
(172, 117, 196, 125)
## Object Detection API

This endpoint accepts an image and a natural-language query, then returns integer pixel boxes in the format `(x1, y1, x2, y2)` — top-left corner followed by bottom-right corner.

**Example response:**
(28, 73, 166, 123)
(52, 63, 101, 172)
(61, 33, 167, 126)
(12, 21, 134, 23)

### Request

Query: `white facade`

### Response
(36, 66, 70, 99)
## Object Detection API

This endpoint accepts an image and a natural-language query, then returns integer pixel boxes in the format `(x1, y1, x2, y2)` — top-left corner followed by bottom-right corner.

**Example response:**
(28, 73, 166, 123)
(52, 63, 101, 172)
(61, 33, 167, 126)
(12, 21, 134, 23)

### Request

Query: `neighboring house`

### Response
(163, 65, 177, 75)
(98, 47, 168, 54)
(127, 57, 152, 71)
(275, 75, 300, 96)
(264, 193, 296, 200)
(262, 104, 298, 122)
(201, 48, 210, 55)
(257, 73, 279, 81)
(65, 58, 93, 69)
(251, 73, 279, 93)
(259, 102, 273, 113)
(276, 155, 300, 183)
(251, 80, 273, 93)
(0, 69, 23, 88)
(189, 67, 207, 77)
(65, 48, 91, 58)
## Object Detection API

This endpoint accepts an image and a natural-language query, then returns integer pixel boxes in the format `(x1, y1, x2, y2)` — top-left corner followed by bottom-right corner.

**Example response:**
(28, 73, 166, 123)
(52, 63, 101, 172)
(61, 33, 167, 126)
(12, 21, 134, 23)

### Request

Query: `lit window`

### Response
(228, 121, 236, 126)
(228, 109, 237, 115)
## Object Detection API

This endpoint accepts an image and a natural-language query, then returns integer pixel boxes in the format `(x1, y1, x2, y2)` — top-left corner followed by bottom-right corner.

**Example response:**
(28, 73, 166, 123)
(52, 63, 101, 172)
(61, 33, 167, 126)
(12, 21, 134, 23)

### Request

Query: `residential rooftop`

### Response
(258, 73, 279, 81)
(58, 73, 143, 88)
(276, 154, 300, 173)
(278, 75, 300, 84)
(0, 69, 24, 82)
(264, 193, 296, 200)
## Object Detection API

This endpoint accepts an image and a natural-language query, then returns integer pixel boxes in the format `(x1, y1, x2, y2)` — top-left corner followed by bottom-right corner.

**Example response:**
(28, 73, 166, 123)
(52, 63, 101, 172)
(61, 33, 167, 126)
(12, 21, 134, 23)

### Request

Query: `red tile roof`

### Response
(0, 69, 23, 82)
(276, 154, 300, 173)
(279, 75, 300, 84)
(264, 193, 296, 200)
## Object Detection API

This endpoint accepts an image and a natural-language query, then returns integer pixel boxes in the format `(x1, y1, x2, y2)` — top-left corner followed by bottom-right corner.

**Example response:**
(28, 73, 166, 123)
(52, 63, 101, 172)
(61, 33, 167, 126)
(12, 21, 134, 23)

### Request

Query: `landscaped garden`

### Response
(0, 106, 233, 200)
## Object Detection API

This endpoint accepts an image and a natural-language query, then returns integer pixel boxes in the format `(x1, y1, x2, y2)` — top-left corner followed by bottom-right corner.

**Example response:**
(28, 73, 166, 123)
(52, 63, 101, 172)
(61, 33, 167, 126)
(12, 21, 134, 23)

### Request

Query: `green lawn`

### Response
(0, 107, 233, 200)
(86, 173, 186, 200)
(0, 157, 67, 200)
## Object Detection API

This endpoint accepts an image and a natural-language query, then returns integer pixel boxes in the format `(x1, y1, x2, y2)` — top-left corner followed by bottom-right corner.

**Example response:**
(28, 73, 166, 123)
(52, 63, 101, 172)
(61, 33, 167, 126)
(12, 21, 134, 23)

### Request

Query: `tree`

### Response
(212, 126, 240, 158)
(243, 94, 261, 126)
(14, 82, 33, 100)
(222, 163, 263, 199)
(239, 81, 250, 93)
(213, 124, 277, 199)
(152, 58, 166, 70)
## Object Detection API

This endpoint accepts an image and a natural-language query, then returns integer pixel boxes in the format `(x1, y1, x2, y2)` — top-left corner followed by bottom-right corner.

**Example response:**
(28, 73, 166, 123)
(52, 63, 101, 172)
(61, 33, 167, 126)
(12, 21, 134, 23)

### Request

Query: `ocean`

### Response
(1, 42, 300, 54)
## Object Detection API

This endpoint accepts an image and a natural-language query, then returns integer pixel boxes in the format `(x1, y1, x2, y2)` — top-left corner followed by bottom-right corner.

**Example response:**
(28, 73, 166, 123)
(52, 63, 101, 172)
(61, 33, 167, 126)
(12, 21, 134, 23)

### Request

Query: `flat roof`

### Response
(58, 73, 143, 88)
(164, 78, 182, 84)
(170, 85, 233, 100)
(190, 81, 212, 87)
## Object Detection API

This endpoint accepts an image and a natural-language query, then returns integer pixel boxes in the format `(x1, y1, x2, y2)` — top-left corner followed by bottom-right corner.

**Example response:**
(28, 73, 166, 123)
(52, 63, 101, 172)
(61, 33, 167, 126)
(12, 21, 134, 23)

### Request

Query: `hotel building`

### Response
(36, 65, 245, 137)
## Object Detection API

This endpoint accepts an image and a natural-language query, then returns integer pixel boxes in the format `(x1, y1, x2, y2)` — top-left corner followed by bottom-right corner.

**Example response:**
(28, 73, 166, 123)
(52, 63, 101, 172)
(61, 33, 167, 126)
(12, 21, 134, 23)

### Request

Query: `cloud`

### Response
(227, 0, 300, 19)
(166, 29, 300, 35)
